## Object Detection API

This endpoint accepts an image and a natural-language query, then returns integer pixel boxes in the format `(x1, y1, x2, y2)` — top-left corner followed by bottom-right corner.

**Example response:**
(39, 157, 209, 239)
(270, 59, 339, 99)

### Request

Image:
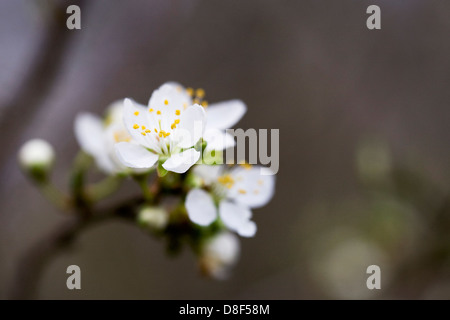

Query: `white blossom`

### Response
(74, 100, 134, 174)
(162, 82, 246, 152)
(114, 83, 207, 173)
(185, 164, 275, 237)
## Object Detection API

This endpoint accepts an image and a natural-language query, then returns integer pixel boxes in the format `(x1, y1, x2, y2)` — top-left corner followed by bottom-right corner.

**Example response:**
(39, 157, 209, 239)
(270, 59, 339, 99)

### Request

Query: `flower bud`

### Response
(137, 206, 169, 230)
(200, 232, 240, 280)
(18, 139, 55, 183)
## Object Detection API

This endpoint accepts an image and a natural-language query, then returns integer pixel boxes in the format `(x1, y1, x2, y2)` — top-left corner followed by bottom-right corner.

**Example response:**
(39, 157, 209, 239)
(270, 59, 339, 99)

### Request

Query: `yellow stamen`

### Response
(193, 98, 200, 104)
(186, 87, 194, 96)
(217, 174, 235, 189)
(183, 103, 187, 110)
(145, 129, 151, 133)
(238, 189, 247, 194)
(239, 162, 252, 170)
(149, 108, 154, 112)
(175, 110, 180, 116)
(114, 131, 131, 143)
(174, 119, 180, 124)
(141, 125, 146, 130)
(171, 124, 176, 130)
(141, 132, 146, 136)
(154, 129, 158, 133)
(133, 124, 139, 129)
(201, 101, 208, 108)
(164, 99, 169, 105)
(134, 111, 139, 116)
(195, 88, 205, 99)
(157, 110, 161, 115)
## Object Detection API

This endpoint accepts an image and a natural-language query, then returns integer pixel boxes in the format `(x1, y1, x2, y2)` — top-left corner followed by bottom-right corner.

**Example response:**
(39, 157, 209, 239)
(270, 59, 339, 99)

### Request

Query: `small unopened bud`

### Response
(200, 232, 240, 280)
(138, 206, 169, 230)
(18, 139, 55, 183)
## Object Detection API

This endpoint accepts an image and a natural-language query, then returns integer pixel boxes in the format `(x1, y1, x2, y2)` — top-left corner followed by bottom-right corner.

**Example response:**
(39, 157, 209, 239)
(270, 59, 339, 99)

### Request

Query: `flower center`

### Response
(217, 174, 235, 189)
(114, 130, 131, 143)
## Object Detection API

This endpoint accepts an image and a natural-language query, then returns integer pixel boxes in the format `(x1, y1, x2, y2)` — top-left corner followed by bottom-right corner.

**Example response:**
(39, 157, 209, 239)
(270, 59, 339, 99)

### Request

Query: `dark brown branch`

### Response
(9, 197, 141, 299)
(0, 0, 87, 169)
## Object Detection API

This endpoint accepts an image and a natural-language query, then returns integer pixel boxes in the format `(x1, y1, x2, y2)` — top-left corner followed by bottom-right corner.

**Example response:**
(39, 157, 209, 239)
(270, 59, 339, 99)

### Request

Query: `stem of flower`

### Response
(87, 175, 124, 202)
(70, 152, 92, 213)
(39, 181, 70, 210)
(134, 173, 153, 203)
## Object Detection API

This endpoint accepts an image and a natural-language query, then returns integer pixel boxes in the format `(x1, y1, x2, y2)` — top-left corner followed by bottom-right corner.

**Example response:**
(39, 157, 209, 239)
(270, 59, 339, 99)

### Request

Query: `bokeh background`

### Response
(1, 0, 449, 299)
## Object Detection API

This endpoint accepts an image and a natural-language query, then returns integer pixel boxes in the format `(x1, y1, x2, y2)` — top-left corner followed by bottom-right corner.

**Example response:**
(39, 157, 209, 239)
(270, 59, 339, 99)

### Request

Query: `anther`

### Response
(195, 88, 205, 99)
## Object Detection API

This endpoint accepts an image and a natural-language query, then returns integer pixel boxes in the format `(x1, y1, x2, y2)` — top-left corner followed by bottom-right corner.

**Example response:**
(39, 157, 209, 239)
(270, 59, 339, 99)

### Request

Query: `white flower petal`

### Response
(228, 166, 275, 208)
(237, 220, 257, 238)
(205, 100, 246, 130)
(219, 201, 256, 237)
(148, 82, 192, 112)
(114, 142, 158, 168)
(147, 82, 193, 133)
(74, 112, 105, 157)
(122, 98, 154, 148)
(193, 165, 223, 186)
(204, 128, 235, 151)
(95, 152, 117, 174)
(185, 189, 217, 226)
(176, 104, 206, 148)
(102, 123, 132, 173)
(162, 148, 200, 173)
(105, 100, 126, 125)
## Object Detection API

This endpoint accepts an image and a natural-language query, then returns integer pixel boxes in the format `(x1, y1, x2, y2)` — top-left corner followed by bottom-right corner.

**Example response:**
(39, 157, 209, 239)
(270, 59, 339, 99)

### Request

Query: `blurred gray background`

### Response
(1, 0, 449, 299)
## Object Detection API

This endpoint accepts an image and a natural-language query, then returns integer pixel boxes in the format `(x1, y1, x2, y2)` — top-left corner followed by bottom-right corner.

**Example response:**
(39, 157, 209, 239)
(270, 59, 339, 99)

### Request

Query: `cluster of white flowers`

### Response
(75, 82, 246, 174)
(20, 82, 276, 279)
(186, 164, 275, 237)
